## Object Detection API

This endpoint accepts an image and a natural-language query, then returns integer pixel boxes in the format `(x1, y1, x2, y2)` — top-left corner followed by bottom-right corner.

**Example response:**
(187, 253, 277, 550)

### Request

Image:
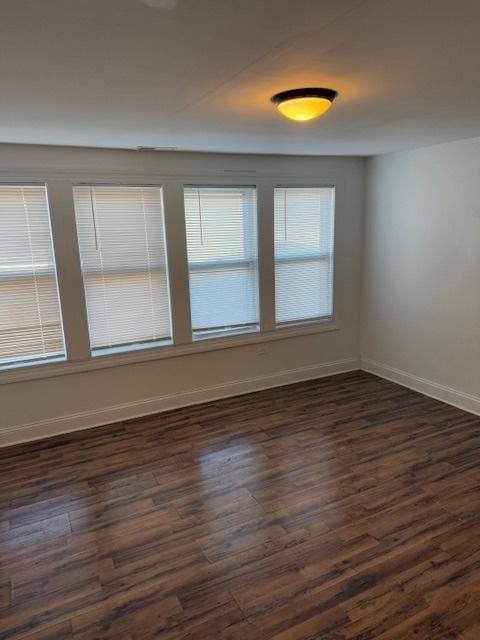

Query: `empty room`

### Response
(1, 0, 480, 638)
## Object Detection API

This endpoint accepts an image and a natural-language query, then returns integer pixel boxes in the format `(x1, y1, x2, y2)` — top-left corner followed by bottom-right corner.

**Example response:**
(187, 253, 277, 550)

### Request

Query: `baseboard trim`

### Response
(0, 357, 360, 448)
(361, 358, 480, 417)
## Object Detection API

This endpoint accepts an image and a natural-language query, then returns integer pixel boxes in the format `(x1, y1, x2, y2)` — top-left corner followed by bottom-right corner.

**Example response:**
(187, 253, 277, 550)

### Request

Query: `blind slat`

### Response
(184, 186, 259, 338)
(274, 187, 334, 324)
(73, 186, 172, 352)
(0, 185, 65, 366)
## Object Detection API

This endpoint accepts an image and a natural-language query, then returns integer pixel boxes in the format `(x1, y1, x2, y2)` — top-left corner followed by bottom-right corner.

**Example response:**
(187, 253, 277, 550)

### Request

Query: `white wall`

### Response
(362, 137, 480, 414)
(0, 145, 365, 445)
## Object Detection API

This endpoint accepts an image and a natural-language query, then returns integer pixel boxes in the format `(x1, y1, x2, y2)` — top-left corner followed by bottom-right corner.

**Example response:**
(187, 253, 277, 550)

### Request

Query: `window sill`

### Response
(193, 325, 259, 341)
(0, 355, 66, 373)
(0, 319, 338, 384)
(92, 339, 173, 358)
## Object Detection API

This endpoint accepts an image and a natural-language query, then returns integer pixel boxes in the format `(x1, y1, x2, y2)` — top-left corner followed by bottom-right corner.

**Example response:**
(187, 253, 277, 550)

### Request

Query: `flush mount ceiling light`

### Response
(271, 87, 338, 122)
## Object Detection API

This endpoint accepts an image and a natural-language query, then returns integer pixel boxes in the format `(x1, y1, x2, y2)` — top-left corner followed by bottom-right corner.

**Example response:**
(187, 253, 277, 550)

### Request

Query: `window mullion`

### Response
(46, 179, 91, 361)
(162, 180, 192, 345)
(257, 182, 275, 332)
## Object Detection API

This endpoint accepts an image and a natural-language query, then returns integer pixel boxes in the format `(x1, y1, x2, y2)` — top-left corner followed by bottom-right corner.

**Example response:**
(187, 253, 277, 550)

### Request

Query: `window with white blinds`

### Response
(184, 186, 259, 339)
(0, 185, 65, 368)
(73, 186, 172, 353)
(274, 187, 335, 325)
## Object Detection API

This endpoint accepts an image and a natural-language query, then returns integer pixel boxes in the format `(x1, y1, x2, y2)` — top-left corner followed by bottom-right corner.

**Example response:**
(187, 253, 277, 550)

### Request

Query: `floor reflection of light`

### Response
(198, 442, 255, 476)
(195, 441, 265, 536)
(193, 437, 349, 541)
(250, 440, 342, 532)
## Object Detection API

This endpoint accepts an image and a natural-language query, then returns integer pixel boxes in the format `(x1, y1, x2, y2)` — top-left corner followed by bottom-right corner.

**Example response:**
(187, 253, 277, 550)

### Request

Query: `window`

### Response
(73, 186, 171, 354)
(184, 186, 259, 339)
(1, 179, 336, 379)
(274, 186, 334, 325)
(0, 185, 65, 368)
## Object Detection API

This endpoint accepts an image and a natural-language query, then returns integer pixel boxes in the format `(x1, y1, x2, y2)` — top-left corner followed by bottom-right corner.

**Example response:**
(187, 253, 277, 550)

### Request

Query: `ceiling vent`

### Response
(136, 146, 178, 151)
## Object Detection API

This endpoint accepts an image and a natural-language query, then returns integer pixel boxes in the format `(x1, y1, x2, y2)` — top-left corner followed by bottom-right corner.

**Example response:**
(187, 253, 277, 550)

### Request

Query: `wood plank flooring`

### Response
(1, 370, 480, 639)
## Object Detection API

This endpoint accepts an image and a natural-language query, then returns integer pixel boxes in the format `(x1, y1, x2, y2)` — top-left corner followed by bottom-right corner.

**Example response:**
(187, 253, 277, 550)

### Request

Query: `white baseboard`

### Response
(362, 358, 480, 417)
(0, 357, 360, 448)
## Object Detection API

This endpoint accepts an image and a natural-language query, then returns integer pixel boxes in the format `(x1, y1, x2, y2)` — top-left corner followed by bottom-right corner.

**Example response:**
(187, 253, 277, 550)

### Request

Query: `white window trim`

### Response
(0, 169, 338, 385)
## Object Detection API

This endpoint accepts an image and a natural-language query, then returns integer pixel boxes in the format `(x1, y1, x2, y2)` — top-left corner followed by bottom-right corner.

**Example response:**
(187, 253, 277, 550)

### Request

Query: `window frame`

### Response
(273, 183, 336, 328)
(72, 182, 174, 356)
(0, 181, 67, 370)
(0, 173, 338, 384)
(183, 183, 260, 341)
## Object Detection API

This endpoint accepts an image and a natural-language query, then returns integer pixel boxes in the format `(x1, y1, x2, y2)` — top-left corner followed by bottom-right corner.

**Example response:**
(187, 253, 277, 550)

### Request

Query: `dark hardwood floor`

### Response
(1, 371, 480, 639)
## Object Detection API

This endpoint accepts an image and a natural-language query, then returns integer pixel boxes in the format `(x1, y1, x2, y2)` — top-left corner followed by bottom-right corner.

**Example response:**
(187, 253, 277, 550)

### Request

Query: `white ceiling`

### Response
(1, 0, 480, 156)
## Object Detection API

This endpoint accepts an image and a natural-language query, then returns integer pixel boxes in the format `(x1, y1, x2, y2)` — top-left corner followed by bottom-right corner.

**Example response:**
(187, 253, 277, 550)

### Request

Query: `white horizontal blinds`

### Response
(73, 186, 171, 352)
(184, 186, 259, 338)
(0, 185, 65, 367)
(274, 187, 335, 324)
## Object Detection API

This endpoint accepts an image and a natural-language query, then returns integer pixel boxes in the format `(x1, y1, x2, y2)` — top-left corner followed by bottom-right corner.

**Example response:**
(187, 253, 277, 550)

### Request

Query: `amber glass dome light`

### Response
(271, 88, 338, 122)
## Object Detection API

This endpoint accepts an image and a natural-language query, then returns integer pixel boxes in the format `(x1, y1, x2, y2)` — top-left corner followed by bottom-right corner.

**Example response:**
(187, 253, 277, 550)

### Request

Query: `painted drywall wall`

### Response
(0, 145, 365, 444)
(362, 137, 480, 412)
